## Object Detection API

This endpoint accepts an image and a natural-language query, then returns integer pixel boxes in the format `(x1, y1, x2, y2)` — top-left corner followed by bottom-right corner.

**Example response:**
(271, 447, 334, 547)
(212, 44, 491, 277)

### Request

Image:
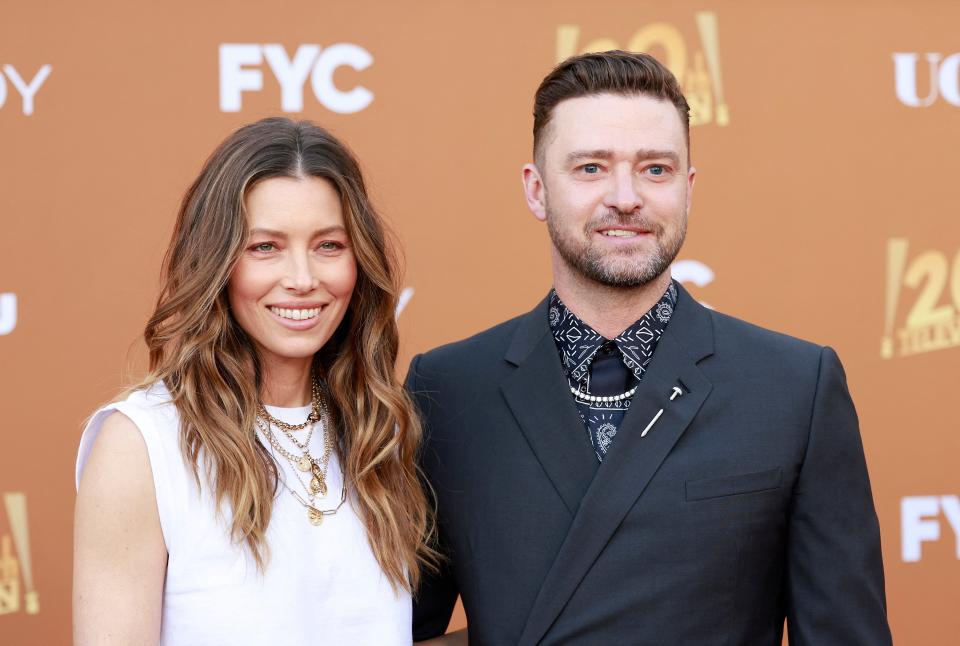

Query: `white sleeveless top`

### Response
(76, 383, 411, 646)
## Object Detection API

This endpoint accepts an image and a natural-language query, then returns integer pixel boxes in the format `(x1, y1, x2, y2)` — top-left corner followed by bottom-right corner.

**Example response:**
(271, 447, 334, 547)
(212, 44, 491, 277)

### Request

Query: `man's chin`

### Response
(581, 270, 664, 289)
(580, 258, 671, 289)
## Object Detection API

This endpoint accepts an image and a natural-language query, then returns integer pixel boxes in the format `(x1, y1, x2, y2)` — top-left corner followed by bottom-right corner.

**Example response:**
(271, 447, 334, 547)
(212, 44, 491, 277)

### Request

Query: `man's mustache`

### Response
(586, 210, 661, 234)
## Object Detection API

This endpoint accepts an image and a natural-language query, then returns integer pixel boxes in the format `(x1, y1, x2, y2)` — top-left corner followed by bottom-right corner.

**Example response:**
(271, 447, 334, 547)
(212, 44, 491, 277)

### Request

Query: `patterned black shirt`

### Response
(548, 281, 678, 460)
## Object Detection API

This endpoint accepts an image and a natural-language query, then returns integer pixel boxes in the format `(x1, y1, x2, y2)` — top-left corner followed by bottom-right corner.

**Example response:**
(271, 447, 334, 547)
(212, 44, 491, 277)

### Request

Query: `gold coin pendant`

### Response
(297, 455, 312, 472)
(310, 477, 323, 495)
(307, 507, 323, 526)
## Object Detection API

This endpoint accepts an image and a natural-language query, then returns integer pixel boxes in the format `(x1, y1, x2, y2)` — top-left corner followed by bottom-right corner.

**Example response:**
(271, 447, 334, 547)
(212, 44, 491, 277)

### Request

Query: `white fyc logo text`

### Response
(220, 44, 373, 114)
(901, 495, 960, 561)
(0, 293, 16, 335)
(893, 53, 960, 107)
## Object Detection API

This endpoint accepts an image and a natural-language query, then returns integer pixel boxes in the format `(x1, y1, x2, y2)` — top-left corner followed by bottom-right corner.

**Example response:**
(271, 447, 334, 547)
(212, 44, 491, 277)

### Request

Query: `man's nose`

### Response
(604, 166, 643, 214)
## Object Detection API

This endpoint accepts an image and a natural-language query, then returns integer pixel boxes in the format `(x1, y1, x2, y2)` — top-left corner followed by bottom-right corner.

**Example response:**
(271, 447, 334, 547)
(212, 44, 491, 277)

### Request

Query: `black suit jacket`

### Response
(407, 285, 891, 645)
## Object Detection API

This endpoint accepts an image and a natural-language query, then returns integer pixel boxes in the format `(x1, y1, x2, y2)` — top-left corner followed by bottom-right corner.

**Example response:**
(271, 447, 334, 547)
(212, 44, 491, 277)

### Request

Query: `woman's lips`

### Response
(266, 305, 324, 330)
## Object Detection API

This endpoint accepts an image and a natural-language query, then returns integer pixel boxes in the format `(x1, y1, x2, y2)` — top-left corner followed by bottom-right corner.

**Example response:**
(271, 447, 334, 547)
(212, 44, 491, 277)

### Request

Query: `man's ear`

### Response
(522, 163, 548, 222)
(686, 165, 696, 215)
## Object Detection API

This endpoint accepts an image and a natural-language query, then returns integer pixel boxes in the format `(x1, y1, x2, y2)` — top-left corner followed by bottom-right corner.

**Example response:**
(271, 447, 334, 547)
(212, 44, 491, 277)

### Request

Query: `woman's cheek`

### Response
(334, 254, 358, 298)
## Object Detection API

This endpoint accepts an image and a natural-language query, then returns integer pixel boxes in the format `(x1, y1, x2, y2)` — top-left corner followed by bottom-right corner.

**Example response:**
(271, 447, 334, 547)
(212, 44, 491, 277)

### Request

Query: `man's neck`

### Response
(552, 261, 673, 340)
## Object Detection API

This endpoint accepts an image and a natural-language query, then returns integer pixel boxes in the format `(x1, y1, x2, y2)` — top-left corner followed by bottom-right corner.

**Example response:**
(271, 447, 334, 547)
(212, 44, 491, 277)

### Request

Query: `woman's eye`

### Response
(318, 241, 343, 251)
(252, 242, 275, 252)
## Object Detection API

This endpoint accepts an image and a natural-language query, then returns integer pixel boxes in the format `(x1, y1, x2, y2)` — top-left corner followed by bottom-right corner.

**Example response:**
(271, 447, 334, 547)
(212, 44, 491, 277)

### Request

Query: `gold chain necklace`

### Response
(255, 416, 345, 526)
(257, 410, 333, 497)
(284, 479, 347, 526)
(256, 377, 334, 496)
(258, 377, 322, 431)
(256, 422, 345, 526)
(256, 415, 333, 499)
(276, 418, 315, 451)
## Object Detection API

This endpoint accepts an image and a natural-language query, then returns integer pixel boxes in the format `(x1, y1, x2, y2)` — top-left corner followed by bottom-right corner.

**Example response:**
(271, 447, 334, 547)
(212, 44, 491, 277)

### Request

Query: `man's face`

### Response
(524, 93, 695, 288)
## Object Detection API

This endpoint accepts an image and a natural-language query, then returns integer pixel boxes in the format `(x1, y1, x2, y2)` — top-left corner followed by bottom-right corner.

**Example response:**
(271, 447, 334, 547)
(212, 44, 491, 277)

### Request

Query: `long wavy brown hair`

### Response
(134, 117, 435, 590)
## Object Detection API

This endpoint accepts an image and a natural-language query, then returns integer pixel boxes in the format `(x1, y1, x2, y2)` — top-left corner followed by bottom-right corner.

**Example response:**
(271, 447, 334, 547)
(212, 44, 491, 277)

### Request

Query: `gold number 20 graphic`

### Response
(883, 239, 960, 358)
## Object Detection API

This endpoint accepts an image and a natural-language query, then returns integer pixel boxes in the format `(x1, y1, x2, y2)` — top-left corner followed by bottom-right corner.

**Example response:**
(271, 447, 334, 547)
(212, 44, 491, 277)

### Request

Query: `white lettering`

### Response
(0, 293, 16, 336)
(893, 52, 960, 107)
(310, 43, 374, 114)
(0, 65, 52, 116)
(219, 43, 374, 114)
(902, 495, 943, 562)
(940, 495, 960, 558)
(671, 259, 714, 309)
(0, 73, 6, 109)
(263, 44, 320, 113)
(893, 53, 940, 107)
(395, 287, 414, 318)
(938, 53, 960, 106)
(219, 44, 263, 112)
(671, 259, 714, 288)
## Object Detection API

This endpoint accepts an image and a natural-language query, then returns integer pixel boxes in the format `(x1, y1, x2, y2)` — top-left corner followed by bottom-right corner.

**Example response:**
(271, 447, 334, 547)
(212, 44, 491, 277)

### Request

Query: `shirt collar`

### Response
(548, 281, 678, 384)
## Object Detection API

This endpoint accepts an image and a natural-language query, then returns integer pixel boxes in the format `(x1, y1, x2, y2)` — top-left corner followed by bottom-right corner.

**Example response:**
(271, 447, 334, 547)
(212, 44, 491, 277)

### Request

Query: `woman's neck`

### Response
(259, 356, 313, 407)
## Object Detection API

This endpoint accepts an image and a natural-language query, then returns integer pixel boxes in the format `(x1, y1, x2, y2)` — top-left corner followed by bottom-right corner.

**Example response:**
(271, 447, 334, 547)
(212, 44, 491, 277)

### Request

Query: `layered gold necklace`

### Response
(255, 377, 345, 526)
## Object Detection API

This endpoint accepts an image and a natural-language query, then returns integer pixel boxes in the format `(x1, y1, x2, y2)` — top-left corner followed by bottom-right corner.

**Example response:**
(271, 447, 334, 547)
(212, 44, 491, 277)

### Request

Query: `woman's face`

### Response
(228, 175, 357, 371)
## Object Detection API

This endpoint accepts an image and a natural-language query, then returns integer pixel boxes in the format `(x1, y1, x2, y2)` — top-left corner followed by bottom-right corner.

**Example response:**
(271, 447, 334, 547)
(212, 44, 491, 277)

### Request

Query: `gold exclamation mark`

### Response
(883, 238, 909, 359)
(3, 493, 38, 614)
(695, 12, 729, 126)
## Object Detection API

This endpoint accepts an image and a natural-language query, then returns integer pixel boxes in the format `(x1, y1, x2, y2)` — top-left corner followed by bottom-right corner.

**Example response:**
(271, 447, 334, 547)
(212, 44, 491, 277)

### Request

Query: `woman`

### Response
(74, 118, 435, 644)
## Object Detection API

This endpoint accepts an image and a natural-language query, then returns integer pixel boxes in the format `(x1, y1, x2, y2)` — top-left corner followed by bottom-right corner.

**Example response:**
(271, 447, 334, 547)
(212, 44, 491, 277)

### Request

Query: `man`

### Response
(408, 51, 891, 645)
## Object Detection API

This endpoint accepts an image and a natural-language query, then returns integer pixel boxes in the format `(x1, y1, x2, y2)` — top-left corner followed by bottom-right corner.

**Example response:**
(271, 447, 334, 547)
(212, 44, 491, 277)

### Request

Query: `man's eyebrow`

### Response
(565, 150, 615, 166)
(564, 149, 682, 166)
(247, 225, 347, 238)
(635, 149, 681, 166)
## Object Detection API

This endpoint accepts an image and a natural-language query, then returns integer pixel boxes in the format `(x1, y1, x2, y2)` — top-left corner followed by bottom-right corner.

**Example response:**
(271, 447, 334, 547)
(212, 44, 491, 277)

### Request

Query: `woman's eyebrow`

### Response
(247, 225, 347, 238)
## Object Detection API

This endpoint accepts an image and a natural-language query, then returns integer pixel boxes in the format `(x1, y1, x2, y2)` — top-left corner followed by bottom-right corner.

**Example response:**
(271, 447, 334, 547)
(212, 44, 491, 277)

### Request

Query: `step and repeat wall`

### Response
(1, 1, 957, 643)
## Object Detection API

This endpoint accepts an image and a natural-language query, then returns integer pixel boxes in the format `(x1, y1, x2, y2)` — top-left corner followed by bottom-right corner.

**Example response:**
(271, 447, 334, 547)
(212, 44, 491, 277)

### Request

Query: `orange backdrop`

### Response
(1, 1, 958, 643)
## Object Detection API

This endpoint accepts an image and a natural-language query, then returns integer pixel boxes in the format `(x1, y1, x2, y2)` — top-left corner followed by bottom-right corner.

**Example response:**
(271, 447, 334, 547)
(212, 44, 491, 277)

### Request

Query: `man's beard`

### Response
(546, 205, 687, 288)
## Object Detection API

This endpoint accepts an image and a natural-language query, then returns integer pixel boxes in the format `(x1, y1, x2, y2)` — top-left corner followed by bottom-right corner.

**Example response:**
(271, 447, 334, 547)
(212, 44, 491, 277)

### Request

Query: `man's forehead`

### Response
(546, 93, 686, 158)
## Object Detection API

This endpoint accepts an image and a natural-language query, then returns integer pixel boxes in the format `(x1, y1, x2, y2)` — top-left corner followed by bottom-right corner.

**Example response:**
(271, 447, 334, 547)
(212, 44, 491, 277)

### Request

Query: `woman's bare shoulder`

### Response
(76, 410, 163, 546)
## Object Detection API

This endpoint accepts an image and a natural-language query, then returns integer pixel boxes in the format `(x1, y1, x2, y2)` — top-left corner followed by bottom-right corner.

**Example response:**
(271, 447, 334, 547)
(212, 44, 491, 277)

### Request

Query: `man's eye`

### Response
(648, 165, 666, 176)
(582, 164, 601, 174)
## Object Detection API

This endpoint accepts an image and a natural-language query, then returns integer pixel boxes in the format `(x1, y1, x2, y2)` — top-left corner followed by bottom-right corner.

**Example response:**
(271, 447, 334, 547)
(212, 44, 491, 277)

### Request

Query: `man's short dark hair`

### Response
(532, 50, 691, 166)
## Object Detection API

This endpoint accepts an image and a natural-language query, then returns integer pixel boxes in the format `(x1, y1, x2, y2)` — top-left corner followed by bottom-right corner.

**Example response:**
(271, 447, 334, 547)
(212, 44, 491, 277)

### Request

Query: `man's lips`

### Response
(594, 226, 652, 239)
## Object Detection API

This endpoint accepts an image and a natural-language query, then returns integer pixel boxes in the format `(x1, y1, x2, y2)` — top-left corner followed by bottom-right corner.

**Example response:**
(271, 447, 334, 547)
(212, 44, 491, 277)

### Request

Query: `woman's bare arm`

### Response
(74, 411, 167, 645)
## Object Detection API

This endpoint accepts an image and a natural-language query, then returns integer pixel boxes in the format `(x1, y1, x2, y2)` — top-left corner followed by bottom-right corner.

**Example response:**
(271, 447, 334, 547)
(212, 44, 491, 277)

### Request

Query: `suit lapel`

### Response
(519, 286, 716, 645)
(500, 298, 599, 515)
